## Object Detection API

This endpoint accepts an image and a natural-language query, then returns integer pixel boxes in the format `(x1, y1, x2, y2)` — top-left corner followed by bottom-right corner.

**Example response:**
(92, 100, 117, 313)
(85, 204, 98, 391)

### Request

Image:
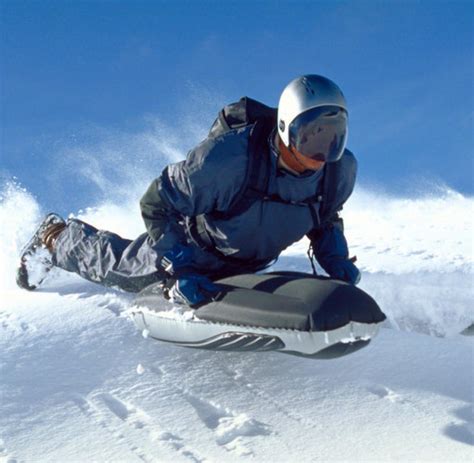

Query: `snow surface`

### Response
(0, 181, 473, 462)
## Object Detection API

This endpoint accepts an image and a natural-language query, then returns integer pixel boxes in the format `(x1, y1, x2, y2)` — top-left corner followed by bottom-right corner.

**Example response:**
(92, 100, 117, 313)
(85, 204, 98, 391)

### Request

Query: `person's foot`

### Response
(16, 213, 66, 290)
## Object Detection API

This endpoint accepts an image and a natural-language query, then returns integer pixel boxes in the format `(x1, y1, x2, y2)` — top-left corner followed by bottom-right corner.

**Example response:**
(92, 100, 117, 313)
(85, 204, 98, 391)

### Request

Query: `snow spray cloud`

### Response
(341, 185, 473, 335)
(0, 181, 42, 290)
(49, 114, 212, 216)
(281, 183, 473, 275)
(39, 83, 226, 218)
(344, 185, 473, 275)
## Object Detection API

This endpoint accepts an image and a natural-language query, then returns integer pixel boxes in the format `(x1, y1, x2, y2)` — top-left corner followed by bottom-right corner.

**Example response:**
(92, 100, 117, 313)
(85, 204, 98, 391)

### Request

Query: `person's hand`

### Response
(323, 257, 361, 285)
(160, 243, 193, 275)
(165, 274, 223, 307)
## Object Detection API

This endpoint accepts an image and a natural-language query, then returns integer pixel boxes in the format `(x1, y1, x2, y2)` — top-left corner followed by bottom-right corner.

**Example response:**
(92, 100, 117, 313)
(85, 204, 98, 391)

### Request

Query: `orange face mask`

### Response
(278, 137, 325, 174)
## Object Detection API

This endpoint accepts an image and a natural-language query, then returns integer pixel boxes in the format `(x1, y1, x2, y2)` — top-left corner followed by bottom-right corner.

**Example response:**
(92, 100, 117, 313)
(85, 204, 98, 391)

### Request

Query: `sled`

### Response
(130, 271, 386, 359)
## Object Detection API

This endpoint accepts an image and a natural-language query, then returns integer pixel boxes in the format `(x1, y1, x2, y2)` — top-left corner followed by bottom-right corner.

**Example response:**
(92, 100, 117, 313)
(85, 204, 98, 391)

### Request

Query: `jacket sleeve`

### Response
(306, 149, 357, 266)
(140, 132, 248, 242)
(307, 214, 350, 267)
(140, 177, 180, 242)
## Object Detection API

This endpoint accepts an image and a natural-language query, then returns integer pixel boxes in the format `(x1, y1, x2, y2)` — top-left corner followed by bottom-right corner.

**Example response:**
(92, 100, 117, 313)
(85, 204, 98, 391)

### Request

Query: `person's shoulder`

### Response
(211, 124, 254, 143)
(341, 148, 356, 161)
(172, 128, 251, 182)
(193, 126, 253, 163)
(339, 148, 357, 171)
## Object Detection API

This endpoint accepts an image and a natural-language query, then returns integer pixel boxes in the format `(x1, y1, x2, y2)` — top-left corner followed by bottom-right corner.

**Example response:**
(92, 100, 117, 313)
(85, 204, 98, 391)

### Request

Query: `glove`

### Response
(160, 243, 193, 275)
(322, 257, 361, 285)
(165, 274, 223, 307)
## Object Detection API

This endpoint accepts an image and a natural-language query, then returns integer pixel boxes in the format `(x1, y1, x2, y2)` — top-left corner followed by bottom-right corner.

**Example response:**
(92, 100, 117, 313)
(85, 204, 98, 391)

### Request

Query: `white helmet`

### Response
(277, 75, 348, 163)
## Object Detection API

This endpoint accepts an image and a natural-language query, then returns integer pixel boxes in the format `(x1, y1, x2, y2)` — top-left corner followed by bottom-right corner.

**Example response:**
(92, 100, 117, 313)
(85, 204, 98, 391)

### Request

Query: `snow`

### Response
(0, 181, 473, 462)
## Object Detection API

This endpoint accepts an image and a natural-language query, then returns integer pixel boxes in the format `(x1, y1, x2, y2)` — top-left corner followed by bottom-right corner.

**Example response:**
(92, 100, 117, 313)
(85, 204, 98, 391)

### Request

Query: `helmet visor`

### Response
(289, 106, 348, 163)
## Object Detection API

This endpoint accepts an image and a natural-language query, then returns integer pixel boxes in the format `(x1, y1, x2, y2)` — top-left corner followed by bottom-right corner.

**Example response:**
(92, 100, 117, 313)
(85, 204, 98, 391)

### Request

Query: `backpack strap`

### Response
(318, 149, 357, 226)
(211, 116, 275, 220)
(319, 162, 335, 223)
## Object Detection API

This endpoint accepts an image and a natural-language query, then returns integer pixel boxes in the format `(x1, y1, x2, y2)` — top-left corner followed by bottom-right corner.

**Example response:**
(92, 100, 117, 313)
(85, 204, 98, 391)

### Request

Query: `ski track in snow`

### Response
(148, 364, 272, 457)
(363, 381, 445, 422)
(0, 310, 36, 336)
(70, 392, 204, 463)
(220, 365, 317, 431)
(362, 379, 473, 447)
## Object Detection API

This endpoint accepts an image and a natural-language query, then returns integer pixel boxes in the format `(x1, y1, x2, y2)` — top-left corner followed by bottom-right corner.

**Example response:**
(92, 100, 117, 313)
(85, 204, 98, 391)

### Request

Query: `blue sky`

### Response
(1, 0, 472, 212)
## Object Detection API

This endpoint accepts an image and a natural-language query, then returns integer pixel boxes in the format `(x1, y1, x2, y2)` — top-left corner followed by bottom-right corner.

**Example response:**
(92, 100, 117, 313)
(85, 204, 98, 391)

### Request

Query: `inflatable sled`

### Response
(130, 271, 386, 359)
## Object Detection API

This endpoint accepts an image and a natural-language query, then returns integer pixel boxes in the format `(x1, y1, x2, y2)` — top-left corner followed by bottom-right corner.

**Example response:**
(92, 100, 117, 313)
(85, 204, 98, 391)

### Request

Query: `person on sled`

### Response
(17, 74, 360, 307)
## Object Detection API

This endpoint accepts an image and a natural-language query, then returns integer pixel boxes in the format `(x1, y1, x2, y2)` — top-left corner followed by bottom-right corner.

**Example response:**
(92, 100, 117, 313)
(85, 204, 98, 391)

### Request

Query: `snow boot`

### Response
(16, 213, 66, 290)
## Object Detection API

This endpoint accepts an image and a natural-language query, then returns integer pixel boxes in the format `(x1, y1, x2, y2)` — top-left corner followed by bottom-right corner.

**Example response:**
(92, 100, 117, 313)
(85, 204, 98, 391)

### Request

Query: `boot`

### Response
(16, 213, 66, 290)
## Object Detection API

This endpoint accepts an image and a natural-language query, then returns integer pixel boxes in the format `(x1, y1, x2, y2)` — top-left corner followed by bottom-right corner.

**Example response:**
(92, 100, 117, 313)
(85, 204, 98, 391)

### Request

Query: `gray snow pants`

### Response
(51, 219, 267, 293)
(52, 219, 168, 292)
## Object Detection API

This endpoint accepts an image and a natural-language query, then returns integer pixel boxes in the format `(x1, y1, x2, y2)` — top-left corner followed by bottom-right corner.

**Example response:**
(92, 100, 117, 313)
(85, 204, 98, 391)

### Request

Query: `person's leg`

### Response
(52, 219, 166, 292)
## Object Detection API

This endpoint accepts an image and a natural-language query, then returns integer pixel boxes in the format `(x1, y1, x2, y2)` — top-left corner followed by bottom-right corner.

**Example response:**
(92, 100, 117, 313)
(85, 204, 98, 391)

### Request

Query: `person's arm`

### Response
(307, 214, 360, 284)
(139, 137, 221, 243)
(140, 132, 247, 243)
(140, 177, 179, 242)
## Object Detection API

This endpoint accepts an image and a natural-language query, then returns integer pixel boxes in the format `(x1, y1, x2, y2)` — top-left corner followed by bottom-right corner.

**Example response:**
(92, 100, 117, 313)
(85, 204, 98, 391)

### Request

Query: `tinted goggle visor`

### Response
(289, 106, 348, 163)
